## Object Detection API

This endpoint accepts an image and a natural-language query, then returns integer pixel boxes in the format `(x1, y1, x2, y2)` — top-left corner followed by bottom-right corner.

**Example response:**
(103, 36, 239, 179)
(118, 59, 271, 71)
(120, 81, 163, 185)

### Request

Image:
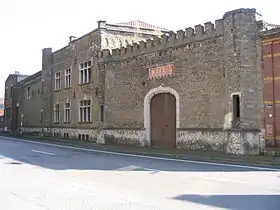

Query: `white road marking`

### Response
(1, 136, 280, 171)
(32, 149, 55, 156)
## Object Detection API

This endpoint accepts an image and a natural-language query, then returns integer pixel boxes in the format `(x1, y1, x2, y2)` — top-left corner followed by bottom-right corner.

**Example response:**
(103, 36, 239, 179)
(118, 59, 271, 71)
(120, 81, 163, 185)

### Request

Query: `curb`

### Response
(2, 134, 280, 168)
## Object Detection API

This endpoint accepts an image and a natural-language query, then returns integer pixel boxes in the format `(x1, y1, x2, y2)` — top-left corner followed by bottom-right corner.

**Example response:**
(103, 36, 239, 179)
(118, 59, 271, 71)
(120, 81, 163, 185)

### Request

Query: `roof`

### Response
(5, 74, 29, 83)
(117, 20, 168, 31)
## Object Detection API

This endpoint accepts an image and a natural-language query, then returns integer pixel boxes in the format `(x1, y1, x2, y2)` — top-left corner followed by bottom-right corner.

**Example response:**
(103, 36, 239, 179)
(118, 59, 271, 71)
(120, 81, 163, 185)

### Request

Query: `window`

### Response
(79, 99, 91, 122)
(10, 86, 14, 98)
(5, 88, 8, 98)
(54, 104, 60, 123)
(27, 87, 31, 99)
(65, 68, 71, 88)
(79, 61, 92, 84)
(40, 109, 43, 124)
(41, 81, 44, 94)
(64, 102, 71, 123)
(55, 72, 61, 90)
(100, 105, 104, 122)
(5, 107, 11, 119)
(233, 94, 240, 119)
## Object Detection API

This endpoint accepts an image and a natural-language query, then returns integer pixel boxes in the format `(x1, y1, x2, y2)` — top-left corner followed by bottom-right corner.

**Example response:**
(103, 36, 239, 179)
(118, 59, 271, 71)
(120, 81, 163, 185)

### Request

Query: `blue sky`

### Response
(0, 0, 278, 97)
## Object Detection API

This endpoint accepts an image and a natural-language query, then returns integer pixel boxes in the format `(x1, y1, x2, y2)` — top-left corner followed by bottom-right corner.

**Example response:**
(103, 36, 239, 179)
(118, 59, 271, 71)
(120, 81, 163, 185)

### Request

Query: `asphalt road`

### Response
(0, 136, 280, 210)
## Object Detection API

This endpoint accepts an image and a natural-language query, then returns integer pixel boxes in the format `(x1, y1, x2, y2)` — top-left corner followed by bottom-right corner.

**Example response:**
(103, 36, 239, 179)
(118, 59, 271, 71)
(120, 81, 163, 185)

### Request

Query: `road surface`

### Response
(0, 136, 279, 210)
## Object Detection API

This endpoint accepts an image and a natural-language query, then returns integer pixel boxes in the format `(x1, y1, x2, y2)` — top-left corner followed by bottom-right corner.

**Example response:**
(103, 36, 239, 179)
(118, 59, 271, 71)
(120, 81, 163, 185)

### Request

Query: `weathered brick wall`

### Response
(260, 28, 280, 148)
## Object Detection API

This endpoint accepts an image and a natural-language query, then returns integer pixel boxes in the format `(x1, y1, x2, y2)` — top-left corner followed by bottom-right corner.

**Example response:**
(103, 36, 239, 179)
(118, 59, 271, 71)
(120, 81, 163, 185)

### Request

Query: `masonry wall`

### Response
(99, 9, 263, 154)
(261, 28, 280, 148)
(19, 72, 43, 129)
(38, 21, 163, 140)
(4, 74, 28, 133)
(103, 33, 225, 129)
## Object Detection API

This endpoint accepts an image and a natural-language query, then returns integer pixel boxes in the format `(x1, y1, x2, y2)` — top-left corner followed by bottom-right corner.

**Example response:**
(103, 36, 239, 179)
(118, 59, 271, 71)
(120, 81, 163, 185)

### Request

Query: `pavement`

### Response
(0, 136, 280, 210)
(6, 134, 280, 168)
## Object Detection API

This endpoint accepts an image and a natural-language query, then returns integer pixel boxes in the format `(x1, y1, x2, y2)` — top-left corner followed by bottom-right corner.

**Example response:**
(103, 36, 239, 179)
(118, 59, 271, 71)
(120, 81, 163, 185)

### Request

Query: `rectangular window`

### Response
(55, 72, 61, 90)
(5, 107, 11, 119)
(79, 99, 91, 122)
(233, 94, 240, 119)
(41, 81, 44, 94)
(64, 102, 71, 123)
(100, 105, 104, 122)
(5, 87, 8, 98)
(54, 104, 60, 123)
(10, 87, 14, 98)
(40, 109, 43, 124)
(79, 61, 92, 84)
(65, 68, 71, 88)
(27, 87, 31, 99)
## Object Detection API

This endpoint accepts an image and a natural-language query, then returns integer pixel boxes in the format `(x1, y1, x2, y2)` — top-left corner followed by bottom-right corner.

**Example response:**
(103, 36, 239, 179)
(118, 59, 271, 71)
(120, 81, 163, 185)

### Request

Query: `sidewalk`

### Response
(2, 134, 280, 168)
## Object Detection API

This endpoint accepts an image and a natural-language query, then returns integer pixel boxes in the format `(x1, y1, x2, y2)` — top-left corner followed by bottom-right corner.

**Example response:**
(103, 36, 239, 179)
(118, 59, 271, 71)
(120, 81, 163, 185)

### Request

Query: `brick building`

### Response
(259, 27, 280, 148)
(5, 8, 279, 154)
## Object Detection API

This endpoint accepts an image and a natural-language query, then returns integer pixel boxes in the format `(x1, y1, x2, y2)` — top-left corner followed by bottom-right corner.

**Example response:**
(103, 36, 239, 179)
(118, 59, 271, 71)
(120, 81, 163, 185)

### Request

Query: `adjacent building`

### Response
(259, 27, 280, 148)
(0, 97, 4, 130)
(4, 8, 280, 154)
(4, 72, 28, 133)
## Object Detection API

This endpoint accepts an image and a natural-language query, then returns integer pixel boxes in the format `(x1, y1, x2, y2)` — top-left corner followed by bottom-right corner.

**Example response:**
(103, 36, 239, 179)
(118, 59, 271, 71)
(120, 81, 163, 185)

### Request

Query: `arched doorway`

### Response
(150, 93, 176, 148)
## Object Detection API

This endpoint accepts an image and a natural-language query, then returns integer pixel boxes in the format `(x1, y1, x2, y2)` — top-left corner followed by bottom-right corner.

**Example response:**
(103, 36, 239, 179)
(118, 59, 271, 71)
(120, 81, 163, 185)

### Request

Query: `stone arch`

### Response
(144, 86, 180, 146)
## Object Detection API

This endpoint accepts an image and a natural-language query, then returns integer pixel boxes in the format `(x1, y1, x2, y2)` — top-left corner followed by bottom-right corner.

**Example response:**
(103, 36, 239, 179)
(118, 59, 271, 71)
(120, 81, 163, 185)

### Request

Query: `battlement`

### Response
(98, 8, 257, 61)
(98, 19, 224, 60)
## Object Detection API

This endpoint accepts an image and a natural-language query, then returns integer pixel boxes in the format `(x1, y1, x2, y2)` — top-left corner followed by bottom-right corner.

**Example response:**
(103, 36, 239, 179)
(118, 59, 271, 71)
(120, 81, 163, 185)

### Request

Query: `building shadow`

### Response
(172, 194, 280, 210)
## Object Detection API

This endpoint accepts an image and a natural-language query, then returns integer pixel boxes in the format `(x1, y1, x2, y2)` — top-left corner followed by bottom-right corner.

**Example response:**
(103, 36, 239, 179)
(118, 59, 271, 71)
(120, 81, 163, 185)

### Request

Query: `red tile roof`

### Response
(117, 20, 168, 31)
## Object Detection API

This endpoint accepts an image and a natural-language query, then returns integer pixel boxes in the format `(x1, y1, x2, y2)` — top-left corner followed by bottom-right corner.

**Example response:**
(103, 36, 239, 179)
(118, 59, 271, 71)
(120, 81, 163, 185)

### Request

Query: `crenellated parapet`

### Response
(98, 8, 259, 62)
(98, 19, 224, 61)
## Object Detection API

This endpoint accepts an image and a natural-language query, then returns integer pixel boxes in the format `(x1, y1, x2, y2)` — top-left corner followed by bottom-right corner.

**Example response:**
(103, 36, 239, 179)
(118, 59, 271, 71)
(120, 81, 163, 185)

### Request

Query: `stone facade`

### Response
(4, 73, 28, 133)
(99, 8, 264, 154)
(18, 71, 43, 129)
(7, 19, 167, 141)
(5, 8, 275, 154)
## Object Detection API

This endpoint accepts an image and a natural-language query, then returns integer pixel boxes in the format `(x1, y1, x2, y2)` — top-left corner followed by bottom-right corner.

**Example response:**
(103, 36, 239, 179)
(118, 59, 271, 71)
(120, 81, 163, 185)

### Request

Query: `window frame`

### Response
(54, 72, 61, 91)
(78, 99, 92, 123)
(79, 60, 92, 85)
(65, 68, 71, 89)
(53, 103, 60, 123)
(64, 101, 71, 123)
(26, 86, 31, 99)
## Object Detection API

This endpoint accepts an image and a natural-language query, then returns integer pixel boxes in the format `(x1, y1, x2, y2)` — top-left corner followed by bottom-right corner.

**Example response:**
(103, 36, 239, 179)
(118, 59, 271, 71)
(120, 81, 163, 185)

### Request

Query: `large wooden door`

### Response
(150, 93, 176, 148)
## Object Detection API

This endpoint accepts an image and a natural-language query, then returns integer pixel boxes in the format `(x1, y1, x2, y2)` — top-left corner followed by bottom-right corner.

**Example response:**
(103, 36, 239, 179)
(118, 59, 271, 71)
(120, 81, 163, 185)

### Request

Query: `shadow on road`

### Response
(0, 137, 279, 172)
(172, 194, 280, 210)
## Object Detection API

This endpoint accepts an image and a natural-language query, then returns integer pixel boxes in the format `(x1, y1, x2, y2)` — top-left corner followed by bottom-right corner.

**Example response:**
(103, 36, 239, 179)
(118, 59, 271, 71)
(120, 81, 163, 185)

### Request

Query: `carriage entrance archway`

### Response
(150, 93, 176, 148)
(144, 86, 180, 148)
